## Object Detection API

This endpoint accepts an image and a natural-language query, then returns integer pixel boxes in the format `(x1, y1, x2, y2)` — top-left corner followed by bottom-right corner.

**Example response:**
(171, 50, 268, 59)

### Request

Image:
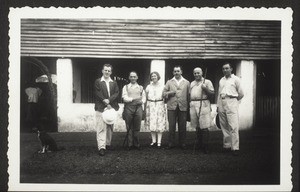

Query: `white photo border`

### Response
(8, 7, 293, 191)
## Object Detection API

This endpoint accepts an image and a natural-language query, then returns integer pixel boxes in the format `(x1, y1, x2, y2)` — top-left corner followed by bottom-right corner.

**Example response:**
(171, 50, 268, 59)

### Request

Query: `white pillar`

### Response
(150, 60, 165, 85)
(236, 60, 256, 129)
(57, 59, 73, 105)
(57, 59, 73, 132)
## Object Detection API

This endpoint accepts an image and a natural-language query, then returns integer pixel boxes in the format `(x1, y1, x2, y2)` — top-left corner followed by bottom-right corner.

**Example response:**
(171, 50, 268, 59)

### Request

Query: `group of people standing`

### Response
(94, 63, 244, 157)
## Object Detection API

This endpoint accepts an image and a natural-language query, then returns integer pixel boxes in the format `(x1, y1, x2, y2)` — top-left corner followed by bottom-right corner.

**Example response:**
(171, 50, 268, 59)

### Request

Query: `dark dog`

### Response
(33, 127, 64, 153)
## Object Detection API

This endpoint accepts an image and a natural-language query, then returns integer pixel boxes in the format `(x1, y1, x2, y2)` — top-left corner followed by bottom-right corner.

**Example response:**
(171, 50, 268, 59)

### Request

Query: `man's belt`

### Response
(124, 102, 143, 107)
(147, 99, 164, 102)
(190, 98, 209, 101)
(221, 95, 238, 99)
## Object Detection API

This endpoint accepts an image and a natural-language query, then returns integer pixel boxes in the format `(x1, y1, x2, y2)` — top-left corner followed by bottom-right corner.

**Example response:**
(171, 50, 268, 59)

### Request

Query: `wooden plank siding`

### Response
(21, 19, 281, 59)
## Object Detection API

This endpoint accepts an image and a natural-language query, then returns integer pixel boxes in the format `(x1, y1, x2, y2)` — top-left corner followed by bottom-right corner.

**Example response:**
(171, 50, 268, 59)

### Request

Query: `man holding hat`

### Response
(94, 64, 120, 156)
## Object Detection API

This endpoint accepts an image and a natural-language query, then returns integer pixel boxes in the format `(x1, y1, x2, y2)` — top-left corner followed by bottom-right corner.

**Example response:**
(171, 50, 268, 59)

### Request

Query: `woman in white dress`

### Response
(144, 71, 167, 149)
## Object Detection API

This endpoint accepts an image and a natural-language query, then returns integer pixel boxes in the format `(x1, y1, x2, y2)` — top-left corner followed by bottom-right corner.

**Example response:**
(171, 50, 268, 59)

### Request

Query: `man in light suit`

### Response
(94, 64, 120, 156)
(163, 66, 190, 149)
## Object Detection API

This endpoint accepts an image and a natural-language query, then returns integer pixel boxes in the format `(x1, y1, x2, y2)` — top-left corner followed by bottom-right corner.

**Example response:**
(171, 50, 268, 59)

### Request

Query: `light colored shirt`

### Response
(25, 87, 42, 103)
(100, 76, 113, 97)
(145, 82, 164, 100)
(190, 79, 214, 100)
(122, 83, 146, 103)
(172, 77, 183, 86)
(218, 74, 244, 100)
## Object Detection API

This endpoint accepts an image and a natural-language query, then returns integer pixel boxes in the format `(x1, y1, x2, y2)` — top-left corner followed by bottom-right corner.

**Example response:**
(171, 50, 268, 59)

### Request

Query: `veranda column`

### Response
(150, 60, 165, 85)
(236, 60, 256, 130)
(56, 59, 73, 131)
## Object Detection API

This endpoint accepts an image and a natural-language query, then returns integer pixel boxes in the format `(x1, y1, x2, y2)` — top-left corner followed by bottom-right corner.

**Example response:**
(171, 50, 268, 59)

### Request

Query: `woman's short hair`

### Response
(150, 71, 161, 81)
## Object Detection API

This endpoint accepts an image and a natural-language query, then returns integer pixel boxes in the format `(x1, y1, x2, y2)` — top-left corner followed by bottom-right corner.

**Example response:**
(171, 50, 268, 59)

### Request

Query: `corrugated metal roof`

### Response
(21, 19, 280, 59)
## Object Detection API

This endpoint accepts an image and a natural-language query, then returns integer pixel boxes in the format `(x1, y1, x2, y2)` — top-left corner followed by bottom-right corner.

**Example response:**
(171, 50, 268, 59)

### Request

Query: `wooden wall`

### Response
(21, 19, 280, 60)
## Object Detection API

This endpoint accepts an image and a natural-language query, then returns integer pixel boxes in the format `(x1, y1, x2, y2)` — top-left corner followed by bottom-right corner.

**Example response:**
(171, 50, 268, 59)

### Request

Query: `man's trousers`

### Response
(123, 104, 143, 147)
(95, 111, 114, 150)
(167, 106, 187, 147)
(218, 97, 240, 150)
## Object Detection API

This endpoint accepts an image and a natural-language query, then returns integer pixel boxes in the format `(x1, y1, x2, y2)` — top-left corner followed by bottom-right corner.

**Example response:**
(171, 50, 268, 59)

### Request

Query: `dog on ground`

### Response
(33, 127, 65, 153)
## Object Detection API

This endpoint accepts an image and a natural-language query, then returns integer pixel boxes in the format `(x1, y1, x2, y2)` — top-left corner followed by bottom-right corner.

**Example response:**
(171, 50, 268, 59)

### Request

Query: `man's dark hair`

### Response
(129, 71, 138, 77)
(173, 65, 183, 72)
(103, 64, 113, 71)
(222, 62, 233, 69)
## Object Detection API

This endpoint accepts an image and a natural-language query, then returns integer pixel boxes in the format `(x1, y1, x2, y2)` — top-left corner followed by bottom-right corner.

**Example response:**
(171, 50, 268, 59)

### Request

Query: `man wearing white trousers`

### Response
(217, 62, 244, 156)
(94, 64, 120, 156)
(189, 67, 215, 154)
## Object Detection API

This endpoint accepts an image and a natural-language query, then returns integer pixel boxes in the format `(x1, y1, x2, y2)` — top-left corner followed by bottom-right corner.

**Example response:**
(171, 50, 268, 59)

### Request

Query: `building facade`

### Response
(20, 19, 280, 132)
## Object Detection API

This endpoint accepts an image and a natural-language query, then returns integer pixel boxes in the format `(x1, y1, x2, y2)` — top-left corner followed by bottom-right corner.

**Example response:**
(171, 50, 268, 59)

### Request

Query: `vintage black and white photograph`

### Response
(8, 7, 293, 191)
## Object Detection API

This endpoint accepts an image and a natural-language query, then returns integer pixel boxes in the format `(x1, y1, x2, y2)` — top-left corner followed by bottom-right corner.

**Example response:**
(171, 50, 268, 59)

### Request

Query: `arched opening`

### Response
(21, 57, 58, 132)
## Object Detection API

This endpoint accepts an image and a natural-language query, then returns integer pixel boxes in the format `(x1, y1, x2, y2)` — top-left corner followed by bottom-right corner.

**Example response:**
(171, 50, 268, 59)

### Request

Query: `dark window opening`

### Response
(72, 58, 151, 104)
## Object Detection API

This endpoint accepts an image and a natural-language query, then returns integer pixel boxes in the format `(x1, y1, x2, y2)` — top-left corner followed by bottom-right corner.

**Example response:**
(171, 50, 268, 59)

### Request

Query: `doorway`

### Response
(255, 60, 280, 134)
(21, 57, 58, 132)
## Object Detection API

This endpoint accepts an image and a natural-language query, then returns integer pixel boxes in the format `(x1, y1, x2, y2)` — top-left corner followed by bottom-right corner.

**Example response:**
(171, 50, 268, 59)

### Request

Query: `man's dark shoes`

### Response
(203, 146, 210, 154)
(223, 148, 231, 153)
(232, 150, 239, 156)
(195, 143, 202, 150)
(126, 146, 133, 151)
(133, 145, 141, 150)
(181, 144, 187, 150)
(126, 146, 141, 150)
(106, 145, 114, 150)
(98, 148, 105, 156)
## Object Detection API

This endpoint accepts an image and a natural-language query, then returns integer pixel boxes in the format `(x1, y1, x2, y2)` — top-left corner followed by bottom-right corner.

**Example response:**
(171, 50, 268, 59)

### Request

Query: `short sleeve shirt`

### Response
(190, 79, 214, 100)
(218, 74, 243, 98)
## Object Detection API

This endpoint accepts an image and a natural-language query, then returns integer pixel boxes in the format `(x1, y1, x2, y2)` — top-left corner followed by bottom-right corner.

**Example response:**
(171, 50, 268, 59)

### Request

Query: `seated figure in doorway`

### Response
(25, 80, 43, 131)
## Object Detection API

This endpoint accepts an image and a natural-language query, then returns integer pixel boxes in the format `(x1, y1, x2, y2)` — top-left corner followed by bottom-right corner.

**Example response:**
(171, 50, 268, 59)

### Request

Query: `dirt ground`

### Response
(20, 130, 280, 185)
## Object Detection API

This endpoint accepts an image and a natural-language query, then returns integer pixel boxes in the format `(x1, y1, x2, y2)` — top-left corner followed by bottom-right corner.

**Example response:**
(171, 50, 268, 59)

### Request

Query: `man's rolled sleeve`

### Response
(122, 86, 133, 103)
